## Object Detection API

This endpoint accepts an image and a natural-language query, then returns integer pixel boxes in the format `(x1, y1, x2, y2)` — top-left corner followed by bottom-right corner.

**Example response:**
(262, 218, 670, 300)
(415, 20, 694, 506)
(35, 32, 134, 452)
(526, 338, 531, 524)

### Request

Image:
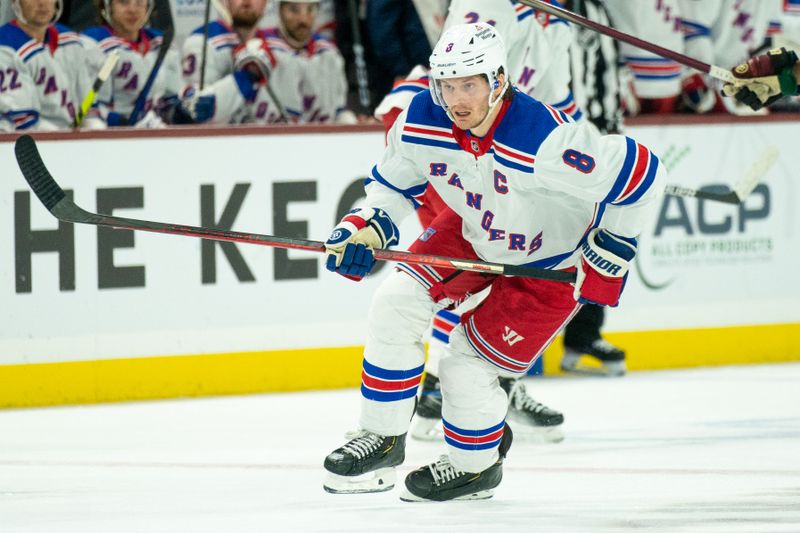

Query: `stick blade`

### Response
(14, 135, 66, 212)
(734, 145, 780, 200)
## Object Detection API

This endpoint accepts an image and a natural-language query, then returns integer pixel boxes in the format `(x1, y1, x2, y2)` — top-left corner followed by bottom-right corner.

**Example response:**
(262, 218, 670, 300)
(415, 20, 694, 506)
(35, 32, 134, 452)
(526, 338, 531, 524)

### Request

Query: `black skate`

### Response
(323, 431, 406, 494)
(400, 423, 513, 502)
(499, 377, 565, 443)
(561, 338, 626, 377)
(410, 373, 443, 441)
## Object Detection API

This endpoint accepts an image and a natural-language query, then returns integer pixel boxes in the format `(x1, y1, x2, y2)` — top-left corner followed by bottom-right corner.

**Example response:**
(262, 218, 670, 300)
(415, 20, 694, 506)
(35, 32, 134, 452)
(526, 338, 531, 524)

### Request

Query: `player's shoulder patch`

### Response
(82, 25, 113, 42)
(401, 92, 459, 151)
(191, 20, 234, 40)
(494, 91, 570, 162)
(405, 91, 450, 128)
(256, 27, 291, 52)
(308, 32, 338, 55)
(0, 22, 31, 51)
(143, 26, 163, 40)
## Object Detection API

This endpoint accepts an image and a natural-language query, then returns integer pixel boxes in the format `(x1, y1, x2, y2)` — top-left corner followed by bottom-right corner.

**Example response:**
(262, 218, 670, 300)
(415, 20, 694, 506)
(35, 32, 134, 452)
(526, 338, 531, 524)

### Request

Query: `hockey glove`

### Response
(180, 87, 216, 123)
(680, 73, 717, 114)
(325, 208, 399, 281)
(722, 47, 799, 110)
(574, 228, 637, 307)
(234, 38, 277, 86)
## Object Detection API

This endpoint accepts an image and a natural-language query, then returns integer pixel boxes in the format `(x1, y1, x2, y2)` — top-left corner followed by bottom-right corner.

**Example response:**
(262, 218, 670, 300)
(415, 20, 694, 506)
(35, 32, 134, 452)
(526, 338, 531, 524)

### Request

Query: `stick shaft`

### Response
(517, 0, 735, 82)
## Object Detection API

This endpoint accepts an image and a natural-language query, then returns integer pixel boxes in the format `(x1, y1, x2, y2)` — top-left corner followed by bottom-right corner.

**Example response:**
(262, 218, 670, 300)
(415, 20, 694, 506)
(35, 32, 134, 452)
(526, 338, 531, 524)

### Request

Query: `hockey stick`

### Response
(12, 135, 575, 283)
(664, 146, 779, 204)
(128, 0, 175, 125)
(210, 0, 288, 122)
(517, 0, 735, 83)
(73, 51, 120, 128)
(199, 0, 213, 90)
(347, 0, 371, 111)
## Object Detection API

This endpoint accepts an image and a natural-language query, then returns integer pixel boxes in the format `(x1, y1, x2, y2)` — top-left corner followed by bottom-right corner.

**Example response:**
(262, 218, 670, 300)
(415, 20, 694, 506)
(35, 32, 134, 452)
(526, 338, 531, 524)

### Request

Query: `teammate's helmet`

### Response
(11, 0, 63, 24)
(101, 0, 154, 26)
(428, 22, 509, 113)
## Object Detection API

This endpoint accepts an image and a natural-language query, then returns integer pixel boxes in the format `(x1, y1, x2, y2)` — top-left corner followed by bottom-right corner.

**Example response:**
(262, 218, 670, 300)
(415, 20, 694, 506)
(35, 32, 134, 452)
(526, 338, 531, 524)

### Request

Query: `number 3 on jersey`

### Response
(562, 149, 596, 174)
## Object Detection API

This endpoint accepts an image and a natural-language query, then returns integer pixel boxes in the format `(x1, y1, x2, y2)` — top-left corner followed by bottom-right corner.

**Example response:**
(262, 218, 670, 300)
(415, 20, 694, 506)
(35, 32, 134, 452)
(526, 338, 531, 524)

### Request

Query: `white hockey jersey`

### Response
(181, 21, 302, 124)
(81, 25, 181, 125)
(375, 0, 582, 122)
(368, 90, 665, 268)
(679, 0, 784, 69)
(262, 28, 349, 123)
(0, 22, 96, 131)
(604, 0, 684, 98)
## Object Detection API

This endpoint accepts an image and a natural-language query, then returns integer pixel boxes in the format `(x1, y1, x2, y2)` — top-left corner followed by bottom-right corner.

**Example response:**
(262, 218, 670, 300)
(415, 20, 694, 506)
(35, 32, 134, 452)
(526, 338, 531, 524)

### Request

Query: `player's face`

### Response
(110, 0, 148, 36)
(280, 2, 318, 44)
(19, 0, 56, 26)
(439, 75, 492, 130)
(228, 0, 267, 27)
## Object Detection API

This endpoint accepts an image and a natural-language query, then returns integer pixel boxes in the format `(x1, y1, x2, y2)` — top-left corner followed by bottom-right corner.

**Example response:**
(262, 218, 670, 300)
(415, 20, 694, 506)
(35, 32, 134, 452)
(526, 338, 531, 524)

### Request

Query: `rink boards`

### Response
(1, 117, 799, 407)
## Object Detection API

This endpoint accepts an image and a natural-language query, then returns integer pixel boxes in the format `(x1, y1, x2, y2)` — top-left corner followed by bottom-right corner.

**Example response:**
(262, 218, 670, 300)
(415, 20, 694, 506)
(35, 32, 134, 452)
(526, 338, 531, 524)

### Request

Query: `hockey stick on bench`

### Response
(664, 146, 780, 204)
(517, 0, 736, 83)
(12, 135, 575, 283)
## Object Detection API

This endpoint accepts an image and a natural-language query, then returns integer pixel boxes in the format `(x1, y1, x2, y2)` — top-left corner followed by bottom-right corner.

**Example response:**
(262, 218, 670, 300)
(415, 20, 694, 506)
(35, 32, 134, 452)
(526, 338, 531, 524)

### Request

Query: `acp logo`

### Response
(635, 183, 772, 290)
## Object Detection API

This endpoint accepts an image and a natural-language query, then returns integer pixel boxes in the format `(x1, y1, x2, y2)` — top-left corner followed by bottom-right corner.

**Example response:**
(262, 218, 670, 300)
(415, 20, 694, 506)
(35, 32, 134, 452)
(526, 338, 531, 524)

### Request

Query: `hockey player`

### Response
(265, 0, 353, 123)
(0, 0, 101, 130)
(322, 22, 665, 501)
(678, 0, 784, 114)
(603, 0, 684, 114)
(81, 0, 181, 127)
(179, 0, 303, 124)
(373, 0, 583, 444)
(722, 46, 800, 110)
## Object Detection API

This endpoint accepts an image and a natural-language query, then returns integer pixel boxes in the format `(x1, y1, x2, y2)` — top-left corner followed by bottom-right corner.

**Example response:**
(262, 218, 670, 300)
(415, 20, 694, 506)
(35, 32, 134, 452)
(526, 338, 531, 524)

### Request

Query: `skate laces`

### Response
(341, 431, 384, 459)
(428, 455, 465, 486)
(591, 338, 619, 354)
(509, 380, 546, 414)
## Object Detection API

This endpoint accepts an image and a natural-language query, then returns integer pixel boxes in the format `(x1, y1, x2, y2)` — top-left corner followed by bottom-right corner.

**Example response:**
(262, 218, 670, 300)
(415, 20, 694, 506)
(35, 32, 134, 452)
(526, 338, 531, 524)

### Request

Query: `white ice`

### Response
(1, 363, 799, 533)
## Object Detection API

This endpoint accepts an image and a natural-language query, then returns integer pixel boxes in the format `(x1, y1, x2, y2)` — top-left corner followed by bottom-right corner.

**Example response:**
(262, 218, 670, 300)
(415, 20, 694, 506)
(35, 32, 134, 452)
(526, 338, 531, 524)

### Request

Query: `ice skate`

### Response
(499, 377, 565, 443)
(561, 338, 626, 377)
(400, 424, 513, 502)
(323, 431, 406, 494)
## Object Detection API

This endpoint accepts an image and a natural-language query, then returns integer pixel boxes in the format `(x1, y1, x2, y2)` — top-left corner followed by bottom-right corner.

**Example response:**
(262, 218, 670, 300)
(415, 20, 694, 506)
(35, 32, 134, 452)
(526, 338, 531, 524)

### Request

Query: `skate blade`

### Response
(561, 353, 626, 377)
(410, 417, 443, 442)
(507, 423, 565, 444)
(399, 488, 494, 502)
(323, 468, 396, 494)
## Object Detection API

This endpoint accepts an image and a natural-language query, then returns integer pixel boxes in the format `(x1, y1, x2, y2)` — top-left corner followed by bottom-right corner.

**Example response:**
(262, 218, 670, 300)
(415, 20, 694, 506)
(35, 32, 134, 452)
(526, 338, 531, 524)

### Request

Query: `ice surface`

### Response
(1, 364, 799, 532)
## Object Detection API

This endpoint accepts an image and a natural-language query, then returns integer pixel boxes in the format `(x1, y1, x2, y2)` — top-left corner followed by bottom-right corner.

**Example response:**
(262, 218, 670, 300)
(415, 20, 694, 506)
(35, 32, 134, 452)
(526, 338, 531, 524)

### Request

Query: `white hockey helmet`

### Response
(428, 22, 509, 117)
(11, 0, 63, 24)
(101, 0, 154, 26)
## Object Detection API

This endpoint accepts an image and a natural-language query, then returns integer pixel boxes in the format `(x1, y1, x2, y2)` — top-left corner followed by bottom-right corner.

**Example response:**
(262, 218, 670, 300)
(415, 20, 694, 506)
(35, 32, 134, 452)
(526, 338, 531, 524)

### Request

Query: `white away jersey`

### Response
(0, 22, 95, 131)
(180, 21, 302, 124)
(604, 0, 684, 98)
(367, 90, 665, 269)
(81, 25, 181, 124)
(679, 0, 784, 69)
(263, 28, 348, 123)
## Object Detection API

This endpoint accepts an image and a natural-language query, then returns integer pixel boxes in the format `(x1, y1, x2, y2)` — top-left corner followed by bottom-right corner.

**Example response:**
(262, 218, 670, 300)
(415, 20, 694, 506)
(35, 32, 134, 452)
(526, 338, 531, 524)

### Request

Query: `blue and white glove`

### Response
(574, 228, 637, 307)
(180, 87, 216, 123)
(325, 208, 399, 281)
